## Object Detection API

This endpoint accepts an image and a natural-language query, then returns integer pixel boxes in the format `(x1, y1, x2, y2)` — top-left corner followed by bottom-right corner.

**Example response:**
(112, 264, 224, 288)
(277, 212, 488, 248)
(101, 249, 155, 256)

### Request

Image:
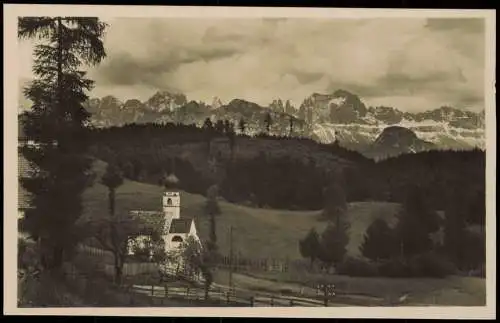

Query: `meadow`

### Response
(78, 159, 486, 306)
(82, 159, 401, 260)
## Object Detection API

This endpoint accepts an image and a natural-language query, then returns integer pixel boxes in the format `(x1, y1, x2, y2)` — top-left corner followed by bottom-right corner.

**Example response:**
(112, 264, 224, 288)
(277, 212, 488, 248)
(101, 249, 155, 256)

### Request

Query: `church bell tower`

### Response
(163, 191, 180, 220)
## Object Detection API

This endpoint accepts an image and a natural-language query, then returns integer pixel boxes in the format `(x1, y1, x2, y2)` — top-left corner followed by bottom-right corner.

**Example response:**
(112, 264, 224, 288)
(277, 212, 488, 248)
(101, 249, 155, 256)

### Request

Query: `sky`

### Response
(18, 17, 486, 112)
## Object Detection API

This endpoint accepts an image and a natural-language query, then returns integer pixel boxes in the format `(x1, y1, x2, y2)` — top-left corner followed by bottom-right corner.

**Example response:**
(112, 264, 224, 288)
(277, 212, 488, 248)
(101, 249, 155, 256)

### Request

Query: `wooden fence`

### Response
(130, 283, 329, 307)
(103, 262, 159, 277)
(66, 247, 335, 307)
(217, 255, 290, 273)
(78, 244, 292, 275)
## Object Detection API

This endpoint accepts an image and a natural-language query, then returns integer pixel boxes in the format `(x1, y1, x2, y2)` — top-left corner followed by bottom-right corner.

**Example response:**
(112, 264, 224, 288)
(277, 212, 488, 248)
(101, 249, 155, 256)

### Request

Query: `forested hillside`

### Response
(86, 122, 485, 227)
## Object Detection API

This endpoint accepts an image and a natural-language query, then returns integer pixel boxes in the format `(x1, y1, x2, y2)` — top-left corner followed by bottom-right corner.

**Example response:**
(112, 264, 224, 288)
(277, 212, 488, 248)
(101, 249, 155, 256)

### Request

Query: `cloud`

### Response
(21, 17, 486, 112)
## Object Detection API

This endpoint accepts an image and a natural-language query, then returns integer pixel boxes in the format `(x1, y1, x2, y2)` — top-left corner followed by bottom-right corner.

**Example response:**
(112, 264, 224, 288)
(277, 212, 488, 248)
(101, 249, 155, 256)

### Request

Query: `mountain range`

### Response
(19, 85, 485, 159)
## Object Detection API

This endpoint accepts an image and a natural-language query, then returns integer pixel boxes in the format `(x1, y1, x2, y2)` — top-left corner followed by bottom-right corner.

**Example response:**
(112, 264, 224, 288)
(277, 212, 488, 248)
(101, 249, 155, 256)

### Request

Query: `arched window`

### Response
(167, 198, 172, 206)
(172, 236, 183, 242)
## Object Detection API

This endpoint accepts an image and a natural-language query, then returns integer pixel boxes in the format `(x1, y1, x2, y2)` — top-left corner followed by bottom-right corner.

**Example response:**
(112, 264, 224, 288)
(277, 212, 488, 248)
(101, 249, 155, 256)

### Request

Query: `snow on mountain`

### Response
(301, 90, 485, 152)
(312, 119, 484, 152)
(39, 86, 484, 155)
(211, 97, 224, 110)
(145, 91, 187, 112)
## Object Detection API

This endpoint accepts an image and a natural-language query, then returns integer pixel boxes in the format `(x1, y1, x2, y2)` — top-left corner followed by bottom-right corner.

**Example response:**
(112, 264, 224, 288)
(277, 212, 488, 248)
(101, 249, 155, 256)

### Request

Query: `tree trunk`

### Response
(109, 188, 115, 217)
(114, 254, 123, 285)
(51, 245, 64, 270)
(204, 283, 209, 300)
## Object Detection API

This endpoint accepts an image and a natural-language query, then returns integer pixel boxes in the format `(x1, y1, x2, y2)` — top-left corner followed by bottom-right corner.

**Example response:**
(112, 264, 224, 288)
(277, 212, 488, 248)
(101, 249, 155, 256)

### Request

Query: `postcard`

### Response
(3, 4, 496, 319)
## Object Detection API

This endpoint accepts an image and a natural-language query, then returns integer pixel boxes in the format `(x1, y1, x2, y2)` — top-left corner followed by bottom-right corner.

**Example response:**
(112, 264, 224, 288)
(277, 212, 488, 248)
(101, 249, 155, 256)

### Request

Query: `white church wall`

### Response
(165, 232, 188, 250)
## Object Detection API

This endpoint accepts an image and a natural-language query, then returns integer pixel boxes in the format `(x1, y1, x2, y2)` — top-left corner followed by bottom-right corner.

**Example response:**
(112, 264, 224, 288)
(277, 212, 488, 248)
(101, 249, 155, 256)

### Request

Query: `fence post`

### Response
(324, 297, 328, 307)
(151, 284, 154, 296)
(226, 292, 230, 304)
(271, 297, 274, 307)
(290, 299, 294, 306)
(250, 296, 254, 307)
(164, 285, 168, 298)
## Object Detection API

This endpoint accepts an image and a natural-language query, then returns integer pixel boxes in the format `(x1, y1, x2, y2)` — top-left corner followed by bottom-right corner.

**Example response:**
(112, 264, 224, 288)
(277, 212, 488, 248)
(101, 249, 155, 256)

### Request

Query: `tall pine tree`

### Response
(18, 17, 107, 270)
(395, 187, 435, 258)
(299, 228, 321, 268)
(322, 172, 347, 225)
(318, 220, 350, 270)
(360, 218, 398, 261)
(443, 192, 468, 269)
(205, 184, 221, 254)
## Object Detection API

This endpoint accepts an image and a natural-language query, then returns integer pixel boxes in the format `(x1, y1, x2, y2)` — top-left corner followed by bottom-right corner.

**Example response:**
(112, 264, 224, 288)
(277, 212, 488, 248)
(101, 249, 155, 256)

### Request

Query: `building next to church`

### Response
(126, 172, 201, 260)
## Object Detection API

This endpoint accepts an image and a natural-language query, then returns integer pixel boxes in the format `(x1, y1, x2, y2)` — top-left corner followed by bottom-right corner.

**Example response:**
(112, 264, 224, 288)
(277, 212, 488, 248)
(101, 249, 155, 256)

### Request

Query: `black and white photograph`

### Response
(3, 4, 496, 319)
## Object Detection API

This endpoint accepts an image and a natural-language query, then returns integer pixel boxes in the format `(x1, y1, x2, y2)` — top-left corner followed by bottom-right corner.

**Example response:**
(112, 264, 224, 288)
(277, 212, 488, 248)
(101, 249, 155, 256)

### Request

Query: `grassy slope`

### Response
(213, 269, 486, 306)
(83, 159, 400, 260)
(83, 159, 486, 306)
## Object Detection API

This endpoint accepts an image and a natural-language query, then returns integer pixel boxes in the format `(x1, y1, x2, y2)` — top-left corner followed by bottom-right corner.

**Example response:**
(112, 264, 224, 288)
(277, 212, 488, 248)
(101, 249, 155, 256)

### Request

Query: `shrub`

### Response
(336, 257, 378, 277)
(408, 252, 456, 278)
(360, 218, 398, 261)
(377, 257, 413, 278)
(377, 253, 456, 278)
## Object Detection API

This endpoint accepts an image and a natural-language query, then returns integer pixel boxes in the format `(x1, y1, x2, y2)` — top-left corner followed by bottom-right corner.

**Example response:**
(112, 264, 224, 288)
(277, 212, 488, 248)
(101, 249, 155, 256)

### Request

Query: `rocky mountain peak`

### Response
(211, 96, 224, 109)
(366, 126, 435, 159)
(146, 90, 188, 112)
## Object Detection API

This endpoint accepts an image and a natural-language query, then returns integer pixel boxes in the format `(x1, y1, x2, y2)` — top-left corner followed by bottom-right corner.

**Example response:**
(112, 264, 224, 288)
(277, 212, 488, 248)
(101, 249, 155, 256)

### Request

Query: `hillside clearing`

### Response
(83, 160, 401, 260)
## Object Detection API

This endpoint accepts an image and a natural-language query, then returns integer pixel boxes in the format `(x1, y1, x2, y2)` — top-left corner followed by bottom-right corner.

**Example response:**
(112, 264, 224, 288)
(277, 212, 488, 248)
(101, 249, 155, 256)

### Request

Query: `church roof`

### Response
(129, 210, 165, 234)
(169, 218, 193, 234)
(164, 173, 179, 185)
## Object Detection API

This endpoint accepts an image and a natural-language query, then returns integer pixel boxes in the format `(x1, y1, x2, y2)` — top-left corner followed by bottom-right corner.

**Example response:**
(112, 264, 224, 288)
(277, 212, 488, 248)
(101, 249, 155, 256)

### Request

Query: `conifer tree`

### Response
(264, 112, 273, 135)
(299, 228, 321, 268)
(18, 17, 107, 270)
(318, 220, 350, 270)
(443, 193, 468, 268)
(205, 184, 221, 254)
(238, 118, 246, 135)
(360, 218, 397, 261)
(322, 173, 347, 225)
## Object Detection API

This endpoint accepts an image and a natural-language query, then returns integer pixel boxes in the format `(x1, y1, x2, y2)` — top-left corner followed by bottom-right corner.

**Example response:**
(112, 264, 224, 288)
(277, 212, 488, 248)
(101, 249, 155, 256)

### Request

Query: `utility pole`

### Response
(228, 225, 233, 294)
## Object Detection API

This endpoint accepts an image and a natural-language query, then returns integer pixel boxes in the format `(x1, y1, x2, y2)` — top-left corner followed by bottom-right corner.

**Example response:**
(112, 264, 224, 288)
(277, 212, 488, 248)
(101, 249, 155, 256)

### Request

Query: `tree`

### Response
(97, 163, 129, 284)
(299, 228, 321, 268)
(18, 17, 107, 270)
(182, 236, 215, 300)
(360, 218, 398, 261)
(404, 186, 439, 233)
(395, 209, 433, 258)
(203, 117, 214, 155)
(264, 112, 272, 135)
(226, 122, 236, 160)
(289, 116, 294, 137)
(322, 180, 347, 225)
(90, 216, 140, 285)
(205, 185, 221, 254)
(101, 163, 124, 217)
(203, 117, 214, 130)
(394, 187, 436, 258)
(215, 120, 225, 134)
(223, 119, 231, 134)
(239, 118, 246, 135)
(318, 221, 350, 270)
(442, 193, 468, 269)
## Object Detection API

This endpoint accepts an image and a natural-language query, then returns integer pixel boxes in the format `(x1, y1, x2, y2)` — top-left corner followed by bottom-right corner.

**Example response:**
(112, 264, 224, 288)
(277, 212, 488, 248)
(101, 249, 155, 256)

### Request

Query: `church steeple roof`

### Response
(164, 173, 179, 185)
(163, 156, 180, 188)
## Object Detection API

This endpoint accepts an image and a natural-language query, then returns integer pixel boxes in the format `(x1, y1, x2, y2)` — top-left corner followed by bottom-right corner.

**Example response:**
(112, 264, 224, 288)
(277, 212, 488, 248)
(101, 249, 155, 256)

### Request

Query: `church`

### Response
(126, 172, 201, 259)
